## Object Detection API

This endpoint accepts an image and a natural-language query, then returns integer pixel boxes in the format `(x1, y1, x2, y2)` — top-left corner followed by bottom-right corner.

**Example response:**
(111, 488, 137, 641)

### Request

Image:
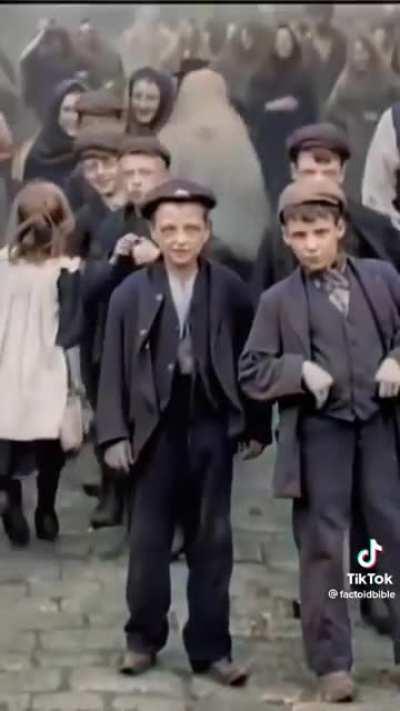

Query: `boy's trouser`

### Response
(124, 376, 234, 664)
(292, 411, 400, 676)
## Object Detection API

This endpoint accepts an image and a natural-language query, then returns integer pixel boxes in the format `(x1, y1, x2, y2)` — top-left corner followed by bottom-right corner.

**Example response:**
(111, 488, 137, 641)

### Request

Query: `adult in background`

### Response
(71, 18, 125, 95)
(304, 3, 346, 111)
(160, 68, 270, 281)
(96, 178, 270, 682)
(23, 79, 86, 191)
(362, 102, 400, 227)
(126, 67, 176, 136)
(20, 23, 82, 123)
(212, 20, 271, 123)
(325, 34, 400, 201)
(247, 24, 317, 208)
(0, 181, 82, 547)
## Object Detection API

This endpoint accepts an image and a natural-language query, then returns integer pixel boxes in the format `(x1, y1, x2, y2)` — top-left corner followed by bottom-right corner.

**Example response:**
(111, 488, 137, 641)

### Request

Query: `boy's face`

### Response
(151, 202, 210, 270)
(292, 149, 345, 184)
(283, 213, 346, 272)
(120, 153, 168, 206)
(82, 153, 119, 197)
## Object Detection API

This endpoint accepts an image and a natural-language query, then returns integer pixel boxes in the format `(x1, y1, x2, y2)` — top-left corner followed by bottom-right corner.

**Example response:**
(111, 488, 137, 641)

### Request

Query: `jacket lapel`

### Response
(281, 268, 311, 358)
(348, 257, 392, 348)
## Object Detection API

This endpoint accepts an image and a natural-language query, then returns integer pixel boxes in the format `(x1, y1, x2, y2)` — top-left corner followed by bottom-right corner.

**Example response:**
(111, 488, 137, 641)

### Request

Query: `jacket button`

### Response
(167, 363, 174, 372)
(139, 328, 147, 336)
(155, 293, 163, 302)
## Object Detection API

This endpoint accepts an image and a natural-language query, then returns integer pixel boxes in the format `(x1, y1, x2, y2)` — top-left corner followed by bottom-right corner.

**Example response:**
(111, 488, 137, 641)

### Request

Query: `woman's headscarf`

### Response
(126, 66, 176, 135)
(159, 68, 271, 263)
(23, 78, 87, 188)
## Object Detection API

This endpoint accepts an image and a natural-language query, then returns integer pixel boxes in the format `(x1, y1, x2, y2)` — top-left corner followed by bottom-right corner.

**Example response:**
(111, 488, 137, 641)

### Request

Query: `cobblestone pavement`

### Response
(0, 443, 399, 710)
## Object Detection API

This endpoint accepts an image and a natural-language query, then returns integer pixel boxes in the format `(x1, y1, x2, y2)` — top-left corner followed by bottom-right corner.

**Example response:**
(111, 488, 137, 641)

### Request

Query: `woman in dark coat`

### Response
(325, 34, 400, 201)
(126, 66, 176, 136)
(247, 24, 317, 207)
(23, 79, 87, 190)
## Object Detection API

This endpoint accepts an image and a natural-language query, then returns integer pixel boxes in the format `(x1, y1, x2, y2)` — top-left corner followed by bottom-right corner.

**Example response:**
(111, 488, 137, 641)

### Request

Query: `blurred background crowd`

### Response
(2, 2, 400, 232)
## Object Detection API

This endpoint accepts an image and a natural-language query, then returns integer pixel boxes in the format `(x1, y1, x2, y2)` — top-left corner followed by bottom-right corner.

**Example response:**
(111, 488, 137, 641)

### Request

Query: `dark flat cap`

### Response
(75, 88, 123, 117)
(287, 123, 351, 161)
(120, 135, 171, 168)
(278, 177, 346, 223)
(74, 126, 124, 158)
(142, 178, 217, 220)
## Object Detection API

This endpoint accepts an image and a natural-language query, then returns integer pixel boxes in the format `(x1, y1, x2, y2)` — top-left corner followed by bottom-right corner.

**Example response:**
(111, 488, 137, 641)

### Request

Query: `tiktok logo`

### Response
(357, 539, 384, 569)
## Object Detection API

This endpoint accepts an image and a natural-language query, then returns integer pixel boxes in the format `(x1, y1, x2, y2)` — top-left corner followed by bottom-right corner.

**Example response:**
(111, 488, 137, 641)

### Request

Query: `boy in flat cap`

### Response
(253, 121, 400, 633)
(96, 178, 270, 683)
(76, 131, 165, 527)
(253, 122, 400, 301)
(240, 177, 400, 702)
(66, 89, 124, 212)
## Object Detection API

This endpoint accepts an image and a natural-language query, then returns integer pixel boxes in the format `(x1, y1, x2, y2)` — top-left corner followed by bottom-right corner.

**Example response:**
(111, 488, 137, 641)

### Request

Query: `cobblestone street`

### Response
(0, 444, 399, 710)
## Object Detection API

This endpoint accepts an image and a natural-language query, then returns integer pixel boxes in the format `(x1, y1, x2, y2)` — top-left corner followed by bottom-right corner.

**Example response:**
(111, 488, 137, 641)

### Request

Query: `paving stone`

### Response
(233, 535, 263, 563)
(0, 668, 61, 693)
(29, 579, 101, 602)
(40, 629, 125, 653)
(2, 599, 84, 632)
(0, 584, 28, 602)
(33, 651, 106, 669)
(0, 653, 32, 672)
(0, 632, 36, 654)
(293, 706, 399, 711)
(0, 695, 30, 711)
(32, 693, 104, 711)
(112, 698, 187, 711)
(193, 691, 282, 710)
(70, 667, 183, 697)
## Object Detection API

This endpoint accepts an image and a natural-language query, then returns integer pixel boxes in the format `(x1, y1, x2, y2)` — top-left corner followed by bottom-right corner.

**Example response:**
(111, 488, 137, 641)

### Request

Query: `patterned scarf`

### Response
(311, 255, 350, 317)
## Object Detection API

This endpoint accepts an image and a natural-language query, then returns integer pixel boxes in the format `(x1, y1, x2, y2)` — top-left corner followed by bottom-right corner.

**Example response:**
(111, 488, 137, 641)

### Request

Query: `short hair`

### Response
(282, 202, 344, 226)
(296, 146, 346, 167)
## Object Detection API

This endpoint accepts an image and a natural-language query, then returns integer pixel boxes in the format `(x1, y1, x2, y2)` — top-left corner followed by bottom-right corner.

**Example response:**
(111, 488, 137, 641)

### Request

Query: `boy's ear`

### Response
(337, 217, 346, 240)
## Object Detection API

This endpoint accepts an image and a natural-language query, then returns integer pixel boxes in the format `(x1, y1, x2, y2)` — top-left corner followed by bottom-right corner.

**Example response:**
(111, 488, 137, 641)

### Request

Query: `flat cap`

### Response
(120, 135, 171, 168)
(286, 122, 351, 161)
(74, 126, 124, 158)
(141, 178, 217, 220)
(278, 177, 346, 223)
(75, 88, 123, 117)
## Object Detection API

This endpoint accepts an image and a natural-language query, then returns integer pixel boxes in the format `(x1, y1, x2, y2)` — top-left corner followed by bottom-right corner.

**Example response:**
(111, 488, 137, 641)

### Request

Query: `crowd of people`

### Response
(2, 2, 400, 703)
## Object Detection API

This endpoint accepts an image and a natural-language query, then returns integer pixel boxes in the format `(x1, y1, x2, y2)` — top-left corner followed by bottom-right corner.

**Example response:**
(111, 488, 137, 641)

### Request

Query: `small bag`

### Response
(60, 392, 84, 452)
(60, 348, 84, 453)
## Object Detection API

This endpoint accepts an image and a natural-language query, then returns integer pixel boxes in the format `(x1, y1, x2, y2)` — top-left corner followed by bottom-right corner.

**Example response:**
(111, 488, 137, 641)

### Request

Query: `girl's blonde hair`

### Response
(8, 180, 75, 263)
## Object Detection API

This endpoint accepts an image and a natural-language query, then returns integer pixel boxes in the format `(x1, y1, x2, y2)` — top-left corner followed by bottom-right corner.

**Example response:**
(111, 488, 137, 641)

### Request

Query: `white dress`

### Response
(0, 248, 79, 441)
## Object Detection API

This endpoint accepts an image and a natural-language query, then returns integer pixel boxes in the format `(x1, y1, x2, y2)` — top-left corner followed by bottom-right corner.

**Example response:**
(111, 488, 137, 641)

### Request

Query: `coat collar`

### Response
(136, 257, 225, 349)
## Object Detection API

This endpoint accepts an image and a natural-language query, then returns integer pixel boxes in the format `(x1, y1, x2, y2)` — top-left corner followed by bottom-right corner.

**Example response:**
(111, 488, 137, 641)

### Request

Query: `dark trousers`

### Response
(125, 378, 234, 663)
(0, 439, 65, 510)
(292, 412, 400, 676)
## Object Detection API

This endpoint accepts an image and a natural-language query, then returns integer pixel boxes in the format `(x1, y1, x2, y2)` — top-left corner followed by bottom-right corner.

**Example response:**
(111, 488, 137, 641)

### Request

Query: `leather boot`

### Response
(2, 479, 30, 547)
(90, 469, 124, 529)
(318, 671, 355, 702)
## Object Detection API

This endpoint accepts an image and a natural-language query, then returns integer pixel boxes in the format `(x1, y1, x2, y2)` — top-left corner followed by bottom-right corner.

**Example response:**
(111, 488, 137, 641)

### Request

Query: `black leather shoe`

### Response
(35, 509, 59, 541)
(2, 506, 30, 547)
(90, 477, 124, 529)
(360, 598, 391, 636)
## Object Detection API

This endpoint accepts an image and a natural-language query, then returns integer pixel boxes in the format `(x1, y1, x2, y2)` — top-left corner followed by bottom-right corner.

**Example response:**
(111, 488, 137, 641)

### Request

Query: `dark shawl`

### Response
(24, 79, 87, 189)
(247, 30, 318, 207)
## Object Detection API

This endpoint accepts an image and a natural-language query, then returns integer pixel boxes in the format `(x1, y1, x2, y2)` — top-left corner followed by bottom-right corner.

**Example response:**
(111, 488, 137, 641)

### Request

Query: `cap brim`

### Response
(142, 194, 216, 220)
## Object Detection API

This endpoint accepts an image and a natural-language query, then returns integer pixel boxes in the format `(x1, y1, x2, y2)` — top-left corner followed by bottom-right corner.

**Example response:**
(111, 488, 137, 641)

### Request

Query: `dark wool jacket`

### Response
(240, 257, 400, 499)
(96, 258, 272, 462)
